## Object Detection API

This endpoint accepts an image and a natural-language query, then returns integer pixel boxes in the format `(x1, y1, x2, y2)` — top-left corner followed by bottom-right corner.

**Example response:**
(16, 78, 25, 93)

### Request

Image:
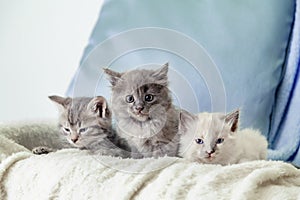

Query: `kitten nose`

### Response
(71, 137, 79, 143)
(134, 105, 144, 112)
(206, 150, 215, 155)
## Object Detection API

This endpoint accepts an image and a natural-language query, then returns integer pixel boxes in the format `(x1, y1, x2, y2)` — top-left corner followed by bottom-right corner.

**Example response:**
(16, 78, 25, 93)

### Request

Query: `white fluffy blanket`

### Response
(0, 122, 300, 200)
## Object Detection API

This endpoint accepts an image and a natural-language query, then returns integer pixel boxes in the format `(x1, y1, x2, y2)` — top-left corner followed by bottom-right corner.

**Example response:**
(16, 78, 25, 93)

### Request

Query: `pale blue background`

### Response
(67, 0, 295, 138)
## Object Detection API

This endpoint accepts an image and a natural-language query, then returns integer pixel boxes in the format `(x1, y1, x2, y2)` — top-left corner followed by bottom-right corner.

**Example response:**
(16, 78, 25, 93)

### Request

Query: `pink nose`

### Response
(134, 105, 144, 112)
(71, 137, 78, 143)
(206, 150, 215, 155)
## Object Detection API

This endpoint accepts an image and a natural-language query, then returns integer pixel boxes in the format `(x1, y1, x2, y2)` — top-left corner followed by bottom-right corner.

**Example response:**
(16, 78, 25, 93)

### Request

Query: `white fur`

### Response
(179, 112, 268, 165)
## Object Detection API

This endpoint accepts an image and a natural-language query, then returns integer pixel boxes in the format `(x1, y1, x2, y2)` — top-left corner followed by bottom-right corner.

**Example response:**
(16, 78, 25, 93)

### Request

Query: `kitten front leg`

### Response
(32, 146, 54, 155)
(152, 140, 178, 158)
(130, 148, 144, 159)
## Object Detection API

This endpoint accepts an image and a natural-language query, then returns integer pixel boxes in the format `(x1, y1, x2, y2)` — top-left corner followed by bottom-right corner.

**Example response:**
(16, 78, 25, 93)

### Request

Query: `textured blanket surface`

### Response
(0, 123, 300, 200)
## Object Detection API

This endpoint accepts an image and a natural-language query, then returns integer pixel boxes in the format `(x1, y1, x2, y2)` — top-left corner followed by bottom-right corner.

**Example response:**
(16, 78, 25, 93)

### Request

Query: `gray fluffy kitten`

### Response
(179, 109, 268, 165)
(33, 95, 130, 158)
(104, 63, 180, 158)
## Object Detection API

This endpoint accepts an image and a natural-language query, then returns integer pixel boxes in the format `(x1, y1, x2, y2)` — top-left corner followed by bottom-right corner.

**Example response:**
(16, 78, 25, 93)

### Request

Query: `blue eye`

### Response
(216, 138, 224, 144)
(79, 128, 88, 134)
(195, 138, 204, 144)
(126, 95, 134, 103)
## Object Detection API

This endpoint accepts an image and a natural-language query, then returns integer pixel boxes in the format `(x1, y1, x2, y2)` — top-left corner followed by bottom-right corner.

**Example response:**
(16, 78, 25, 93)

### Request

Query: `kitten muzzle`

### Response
(133, 113, 150, 122)
(131, 108, 150, 120)
(71, 136, 79, 143)
(206, 150, 216, 158)
(134, 105, 144, 112)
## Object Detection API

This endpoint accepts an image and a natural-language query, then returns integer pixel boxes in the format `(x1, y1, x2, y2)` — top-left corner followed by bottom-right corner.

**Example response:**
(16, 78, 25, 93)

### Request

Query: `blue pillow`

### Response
(66, 0, 295, 137)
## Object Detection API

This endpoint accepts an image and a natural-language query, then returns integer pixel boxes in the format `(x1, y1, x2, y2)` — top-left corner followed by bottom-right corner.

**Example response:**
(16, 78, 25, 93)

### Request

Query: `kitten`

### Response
(179, 109, 268, 165)
(33, 95, 130, 158)
(104, 63, 180, 158)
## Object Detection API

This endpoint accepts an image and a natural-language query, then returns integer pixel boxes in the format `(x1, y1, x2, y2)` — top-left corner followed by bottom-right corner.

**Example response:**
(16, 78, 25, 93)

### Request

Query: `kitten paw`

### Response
(32, 146, 53, 155)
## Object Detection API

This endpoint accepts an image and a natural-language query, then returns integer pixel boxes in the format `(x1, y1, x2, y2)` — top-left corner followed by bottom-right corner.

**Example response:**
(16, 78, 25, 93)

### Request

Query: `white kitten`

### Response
(179, 109, 268, 165)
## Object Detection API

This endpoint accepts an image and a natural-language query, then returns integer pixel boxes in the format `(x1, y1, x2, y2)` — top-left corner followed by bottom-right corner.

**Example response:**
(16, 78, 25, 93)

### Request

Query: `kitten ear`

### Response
(179, 110, 196, 134)
(225, 109, 239, 132)
(103, 68, 123, 86)
(48, 95, 71, 109)
(87, 96, 111, 119)
(152, 62, 169, 86)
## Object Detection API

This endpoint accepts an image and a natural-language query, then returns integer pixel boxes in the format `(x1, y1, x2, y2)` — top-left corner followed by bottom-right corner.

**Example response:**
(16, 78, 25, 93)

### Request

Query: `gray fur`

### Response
(33, 96, 130, 158)
(104, 63, 180, 158)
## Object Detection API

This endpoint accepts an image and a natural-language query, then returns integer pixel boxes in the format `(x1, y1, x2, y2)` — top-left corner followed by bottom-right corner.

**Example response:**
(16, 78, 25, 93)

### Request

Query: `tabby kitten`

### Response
(33, 96, 129, 158)
(179, 109, 268, 165)
(104, 63, 180, 158)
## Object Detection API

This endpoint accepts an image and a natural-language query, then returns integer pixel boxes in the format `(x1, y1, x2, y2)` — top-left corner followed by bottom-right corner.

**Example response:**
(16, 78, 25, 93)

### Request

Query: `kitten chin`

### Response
(104, 63, 180, 158)
(128, 111, 149, 122)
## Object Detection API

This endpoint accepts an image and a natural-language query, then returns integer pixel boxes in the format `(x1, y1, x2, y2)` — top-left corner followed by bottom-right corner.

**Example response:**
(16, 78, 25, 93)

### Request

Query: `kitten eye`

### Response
(79, 127, 88, 134)
(125, 95, 134, 103)
(64, 127, 70, 132)
(195, 138, 204, 144)
(216, 138, 224, 144)
(145, 94, 154, 102)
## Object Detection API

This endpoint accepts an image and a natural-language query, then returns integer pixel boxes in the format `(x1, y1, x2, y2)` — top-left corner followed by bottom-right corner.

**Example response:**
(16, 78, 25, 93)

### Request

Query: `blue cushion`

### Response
(66, 0, 295, 137)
